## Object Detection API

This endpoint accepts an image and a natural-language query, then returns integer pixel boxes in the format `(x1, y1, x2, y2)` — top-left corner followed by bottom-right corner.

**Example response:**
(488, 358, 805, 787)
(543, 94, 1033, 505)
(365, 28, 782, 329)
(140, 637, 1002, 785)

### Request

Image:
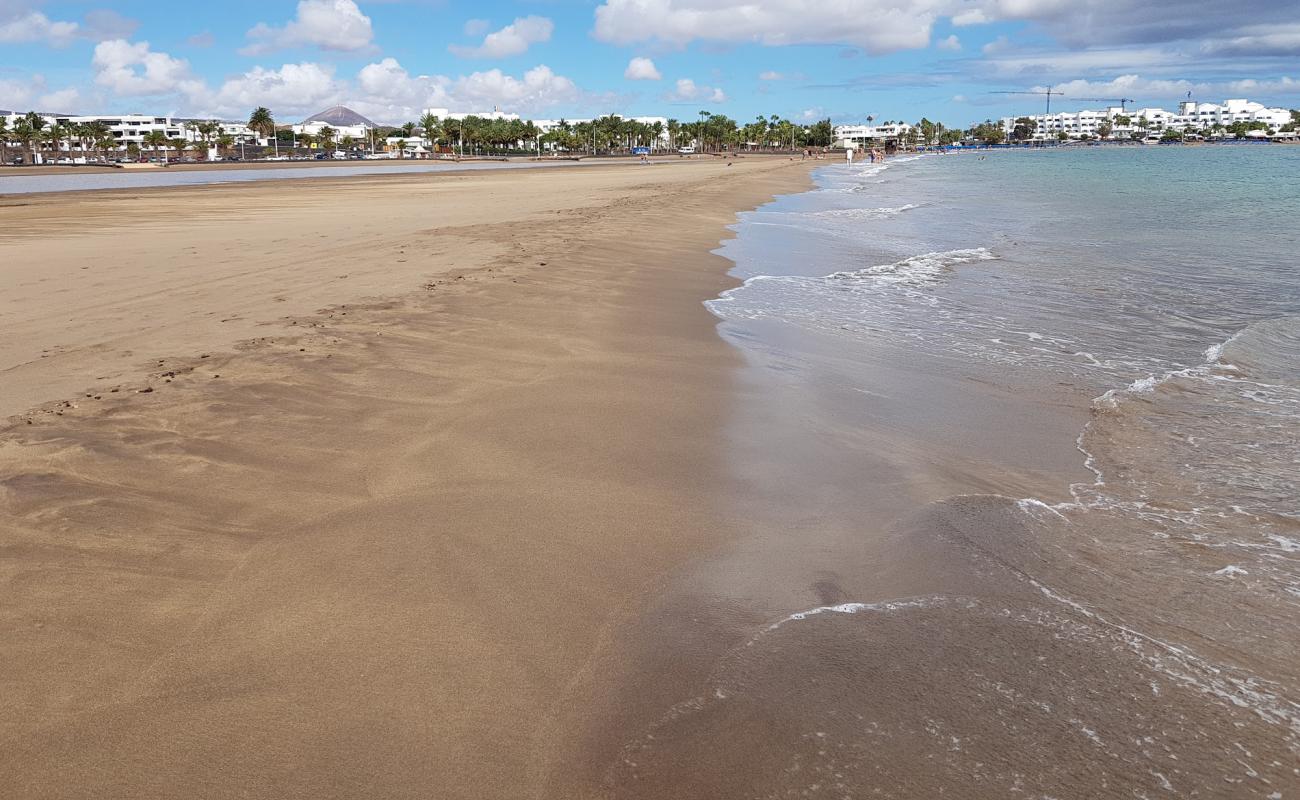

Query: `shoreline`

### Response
(0, 155, 816, 797)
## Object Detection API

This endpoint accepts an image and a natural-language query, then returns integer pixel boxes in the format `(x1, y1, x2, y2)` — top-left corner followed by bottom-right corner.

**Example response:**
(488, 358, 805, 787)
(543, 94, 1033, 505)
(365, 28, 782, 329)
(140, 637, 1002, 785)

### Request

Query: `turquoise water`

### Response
(703, 145, 1300, 791)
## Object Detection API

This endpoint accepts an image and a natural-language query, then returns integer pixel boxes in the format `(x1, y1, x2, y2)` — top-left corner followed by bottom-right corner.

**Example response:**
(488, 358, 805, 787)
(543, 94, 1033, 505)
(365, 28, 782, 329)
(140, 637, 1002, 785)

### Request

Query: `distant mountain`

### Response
(302, 106, 376, 127)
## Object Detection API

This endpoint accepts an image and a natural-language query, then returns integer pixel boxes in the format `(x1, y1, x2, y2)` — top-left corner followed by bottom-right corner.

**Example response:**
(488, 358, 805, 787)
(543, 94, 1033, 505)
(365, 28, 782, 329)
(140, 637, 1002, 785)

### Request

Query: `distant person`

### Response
(846, 149, 854, 166)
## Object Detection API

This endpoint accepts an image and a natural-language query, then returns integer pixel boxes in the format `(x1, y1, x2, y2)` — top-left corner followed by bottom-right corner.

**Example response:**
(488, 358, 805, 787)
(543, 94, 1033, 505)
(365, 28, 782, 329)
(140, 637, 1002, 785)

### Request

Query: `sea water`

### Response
(694, 145, 1300, 793)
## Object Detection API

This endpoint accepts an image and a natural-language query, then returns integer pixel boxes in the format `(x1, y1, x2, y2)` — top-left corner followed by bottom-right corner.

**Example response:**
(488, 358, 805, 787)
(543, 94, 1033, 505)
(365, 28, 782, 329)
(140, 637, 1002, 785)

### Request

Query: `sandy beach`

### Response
(6, 149, 1297, 799)
(0, 157, 814, 797)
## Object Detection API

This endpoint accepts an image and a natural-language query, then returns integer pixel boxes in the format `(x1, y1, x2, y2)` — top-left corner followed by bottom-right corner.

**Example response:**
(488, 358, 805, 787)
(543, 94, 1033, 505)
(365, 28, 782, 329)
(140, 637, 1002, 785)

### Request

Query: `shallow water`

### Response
(677, 145, 1300, 796)
(0, 159, 589, 195)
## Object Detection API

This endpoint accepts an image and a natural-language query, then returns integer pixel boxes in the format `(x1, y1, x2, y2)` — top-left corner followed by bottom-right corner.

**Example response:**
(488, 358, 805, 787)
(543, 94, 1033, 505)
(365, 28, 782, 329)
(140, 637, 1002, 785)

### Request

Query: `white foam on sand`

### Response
(766, 595, 958, 632)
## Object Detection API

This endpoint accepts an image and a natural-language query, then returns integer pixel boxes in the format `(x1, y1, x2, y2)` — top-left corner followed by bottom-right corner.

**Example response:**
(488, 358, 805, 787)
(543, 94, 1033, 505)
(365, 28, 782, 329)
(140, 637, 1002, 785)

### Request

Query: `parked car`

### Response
(677, 146, 696, 155)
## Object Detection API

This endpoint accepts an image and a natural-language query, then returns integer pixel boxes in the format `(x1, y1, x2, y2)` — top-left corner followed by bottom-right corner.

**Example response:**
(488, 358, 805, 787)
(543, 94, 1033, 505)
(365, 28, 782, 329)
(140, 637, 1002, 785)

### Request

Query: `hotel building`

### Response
(998, 99, 1293, 140)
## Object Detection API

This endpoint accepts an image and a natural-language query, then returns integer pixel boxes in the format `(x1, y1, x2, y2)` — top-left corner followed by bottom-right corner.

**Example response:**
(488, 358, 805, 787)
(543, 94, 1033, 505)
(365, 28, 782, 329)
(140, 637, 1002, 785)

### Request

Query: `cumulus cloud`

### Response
(0, 5, 78, 46)
(348, 59, 584, 121)
(449, 16, 553, 58)
(207, 62, 344, 118)
(92, 39, 205, 97)
(242, 0, 373, 55)
(936, 34, 961, 50)
(624, 57, 662, 80)
(0, 73, 77, 110)
(38, 86, 80, 110)
(667, 77, 726, 103)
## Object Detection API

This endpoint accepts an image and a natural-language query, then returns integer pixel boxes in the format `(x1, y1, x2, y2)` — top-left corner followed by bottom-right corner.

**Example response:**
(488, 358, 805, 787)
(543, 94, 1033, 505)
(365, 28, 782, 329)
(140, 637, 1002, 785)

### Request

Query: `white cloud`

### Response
(449, 15, 553, 58)
(759, 70, 783, 80)
(1202, 23, 1300, 56)
(347, 59, 585, 121)
(624, 57, 662, 80)
(242, 0, 373, 55)
(936, 34, 961, 50)
(667, 77, 726, 103)
(981, 35, 1011, 54)
(0, 11, 78, 46)
(207, 62, 344, 118)
(979, 45, 1186, 78)
(463, 18, 489, 36)
(92, 39, 204, 97)
(594, 0, 946, 54)
(454, 65, 581, 112)
(951, 9, 988, 26)
(591, 0, 1300, 59)
(1042, 73, 1300, 101)
(39, 86, 80, 110)
(0, 73, 41, 109)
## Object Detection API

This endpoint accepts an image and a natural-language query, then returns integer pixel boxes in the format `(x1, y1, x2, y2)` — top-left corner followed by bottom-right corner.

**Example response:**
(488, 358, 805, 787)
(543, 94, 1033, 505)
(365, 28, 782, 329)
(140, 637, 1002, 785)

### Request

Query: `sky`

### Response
(1, 0, 1298, 126)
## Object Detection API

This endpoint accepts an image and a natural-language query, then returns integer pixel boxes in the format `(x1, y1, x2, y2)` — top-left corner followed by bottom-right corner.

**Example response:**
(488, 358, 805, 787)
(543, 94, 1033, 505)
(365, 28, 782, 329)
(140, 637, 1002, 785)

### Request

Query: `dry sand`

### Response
(0, 157, 814, 798)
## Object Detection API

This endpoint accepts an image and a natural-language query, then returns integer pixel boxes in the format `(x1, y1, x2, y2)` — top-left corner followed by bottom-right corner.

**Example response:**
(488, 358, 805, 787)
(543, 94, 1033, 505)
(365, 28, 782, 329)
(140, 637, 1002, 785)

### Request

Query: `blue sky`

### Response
(2, 0, 1298, 125)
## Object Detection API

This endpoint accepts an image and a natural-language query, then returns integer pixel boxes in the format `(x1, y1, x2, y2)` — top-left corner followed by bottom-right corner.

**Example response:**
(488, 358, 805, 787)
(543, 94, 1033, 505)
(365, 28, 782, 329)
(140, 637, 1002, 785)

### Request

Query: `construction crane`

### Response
(990, 89, 1064, 116)
(1074, 97, 1136, 112)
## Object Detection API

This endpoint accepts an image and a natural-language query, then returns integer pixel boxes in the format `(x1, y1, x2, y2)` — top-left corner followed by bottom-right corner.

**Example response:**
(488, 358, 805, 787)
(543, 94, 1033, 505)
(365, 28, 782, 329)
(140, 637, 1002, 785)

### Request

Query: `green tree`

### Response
(44, 122, 71, 161)
(143, 130, 167, 163)
(419, 112, 441, 152)
(248, 106, 277, 158)
(318, 125, 336, 152)
(1010, 116, 1036, 142)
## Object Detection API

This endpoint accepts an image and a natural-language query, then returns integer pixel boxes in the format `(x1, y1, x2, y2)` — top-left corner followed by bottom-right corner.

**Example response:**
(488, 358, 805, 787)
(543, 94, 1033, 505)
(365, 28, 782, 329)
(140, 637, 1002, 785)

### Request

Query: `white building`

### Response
(999, 98, 1293, 140)
(292, 120, 370, 140)
(832, 122, 914, 148)
(421, 107, 520, 122)
(2, 112, 261, 161)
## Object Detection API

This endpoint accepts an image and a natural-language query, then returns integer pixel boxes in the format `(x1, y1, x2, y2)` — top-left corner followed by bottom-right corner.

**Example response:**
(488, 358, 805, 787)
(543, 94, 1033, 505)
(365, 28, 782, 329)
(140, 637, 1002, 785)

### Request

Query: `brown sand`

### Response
(0, 158, 813, 798)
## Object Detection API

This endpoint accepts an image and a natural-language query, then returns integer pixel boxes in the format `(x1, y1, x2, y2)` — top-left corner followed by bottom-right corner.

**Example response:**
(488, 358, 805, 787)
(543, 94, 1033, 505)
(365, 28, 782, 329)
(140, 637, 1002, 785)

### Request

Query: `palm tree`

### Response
(95, 128, 118, 161)
(216, 134, 234, 159)
(169, 137, 189, 162)
(318, 125, 336, 153)
(44, 122, 69, 162)
(248, 106, 277, 158)
(0, 115, 9, 164)
(143, 130, 167, 163)
(340, 135, 355, 155)
(20, 112, 45, 164)
(419, 112, 441, 153)
(393, 138, 407, 159)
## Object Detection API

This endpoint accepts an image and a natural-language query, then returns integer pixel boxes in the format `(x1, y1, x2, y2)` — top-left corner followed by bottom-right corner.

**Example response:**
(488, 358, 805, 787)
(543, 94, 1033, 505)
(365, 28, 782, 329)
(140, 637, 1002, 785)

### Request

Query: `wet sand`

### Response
(0, 157, 812, 797)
